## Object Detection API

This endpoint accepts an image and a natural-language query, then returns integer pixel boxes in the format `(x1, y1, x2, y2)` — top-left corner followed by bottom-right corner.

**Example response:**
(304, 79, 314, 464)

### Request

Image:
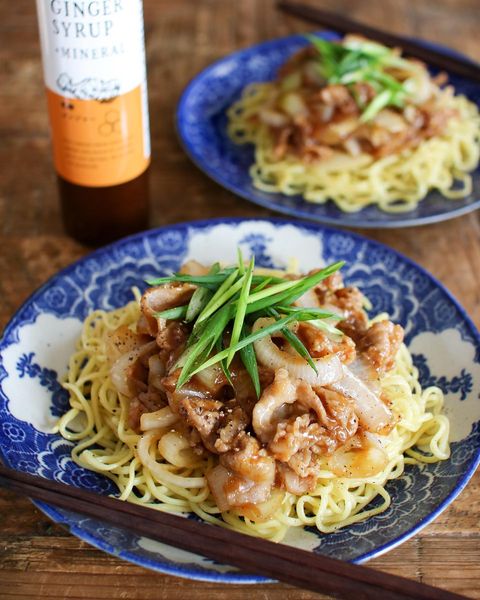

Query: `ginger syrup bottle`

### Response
(35, 0, 151, 245)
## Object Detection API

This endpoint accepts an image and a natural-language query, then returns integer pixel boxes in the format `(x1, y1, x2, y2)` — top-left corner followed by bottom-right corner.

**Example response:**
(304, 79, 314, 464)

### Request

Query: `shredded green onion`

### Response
(150, 256, 345, 391)
(307, 35, 411, 121)
(227, 255, 255, 367)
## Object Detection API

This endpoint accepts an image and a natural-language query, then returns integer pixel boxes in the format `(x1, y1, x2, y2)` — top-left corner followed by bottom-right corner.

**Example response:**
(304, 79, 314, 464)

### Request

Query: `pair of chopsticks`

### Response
(276, 0, 480, 82)
(0, 464, 469, 600)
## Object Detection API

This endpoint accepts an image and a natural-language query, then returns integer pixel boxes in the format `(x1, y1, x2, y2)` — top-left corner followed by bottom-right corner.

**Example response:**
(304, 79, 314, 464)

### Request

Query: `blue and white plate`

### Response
(1, 218, 480, 582)
(176, 32, 480, 228)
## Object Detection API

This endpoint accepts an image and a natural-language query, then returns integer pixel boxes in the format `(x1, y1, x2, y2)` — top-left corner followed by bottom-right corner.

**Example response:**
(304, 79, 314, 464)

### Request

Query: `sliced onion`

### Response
(373, 108, 407, 133)
(259, 108, 289, 128)
(279, 92, 308, 117)
(137, 432, 205, 488)
(110, 341, 157, 397)
(329, 364, 393, 433)
(234, 488, 285, 523)
(404, 105, 424, 127)
(329, 117, 358, 139)
(404, 69, 433, 105)
(170, 384, 211, 400)
(194, 364, 226, 395)
(343, 137, 362, 157)
(327, 431, 388, 478)
(178, 260, 209, 276)
(252, 318, 343, 386)
(318, 302, 344, 321)
(140, 406, 178, 431)
(148, 354, 166, 390)
(347, 357, 381, 397)
(158, 430, 199, 468)
(294, 288, 320, 308)
(317, 104, 334, 123)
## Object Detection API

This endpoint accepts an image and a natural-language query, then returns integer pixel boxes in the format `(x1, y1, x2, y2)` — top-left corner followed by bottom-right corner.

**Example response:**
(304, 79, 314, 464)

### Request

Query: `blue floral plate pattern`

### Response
(1, 218, 480, 583)
(176, 32, 480, 228)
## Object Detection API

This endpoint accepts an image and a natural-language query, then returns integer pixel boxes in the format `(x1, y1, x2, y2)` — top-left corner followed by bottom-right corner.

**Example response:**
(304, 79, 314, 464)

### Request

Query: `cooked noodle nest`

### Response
(55, 296, 450, 542)
(227, 83, 480, 212)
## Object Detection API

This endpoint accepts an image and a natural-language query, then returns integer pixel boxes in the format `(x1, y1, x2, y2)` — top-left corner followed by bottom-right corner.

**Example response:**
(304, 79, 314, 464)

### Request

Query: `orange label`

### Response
(46, 86, 150, 187)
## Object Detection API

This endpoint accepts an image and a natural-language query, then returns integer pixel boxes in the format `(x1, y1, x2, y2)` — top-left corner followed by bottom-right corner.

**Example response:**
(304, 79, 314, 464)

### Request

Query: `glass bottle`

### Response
(36, 0, 151, 245)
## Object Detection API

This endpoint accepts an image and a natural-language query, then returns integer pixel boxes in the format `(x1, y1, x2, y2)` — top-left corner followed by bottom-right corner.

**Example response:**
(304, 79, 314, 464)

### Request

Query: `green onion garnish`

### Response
(306, 35, 411, 121)
(188, 312, 301, 377)
(216, 336, 233, 387)
(267, 307, 318, 375)
(185, 263, 220, 322)
(149, 256, 345, 392)
(238, 323, 261, 398)
(227, 255, 255, 367)
(175, 303, 233, 389)
(195, 268, 241, 325)
(154, 305, 188, 320)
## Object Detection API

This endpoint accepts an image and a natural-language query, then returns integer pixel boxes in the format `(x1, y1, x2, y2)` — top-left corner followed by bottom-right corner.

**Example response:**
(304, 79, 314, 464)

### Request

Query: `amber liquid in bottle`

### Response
(36, 0, 151, 246)
(58, 169, 150, 246)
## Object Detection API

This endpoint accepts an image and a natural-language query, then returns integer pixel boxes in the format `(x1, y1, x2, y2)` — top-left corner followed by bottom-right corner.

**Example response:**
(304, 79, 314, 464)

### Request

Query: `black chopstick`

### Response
(0, 464, 468, 600)
(276, 0, 480, 83)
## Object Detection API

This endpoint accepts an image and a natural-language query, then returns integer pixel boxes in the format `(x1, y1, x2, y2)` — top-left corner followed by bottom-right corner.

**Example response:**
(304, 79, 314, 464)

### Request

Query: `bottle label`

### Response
(36, 0, 151, 187)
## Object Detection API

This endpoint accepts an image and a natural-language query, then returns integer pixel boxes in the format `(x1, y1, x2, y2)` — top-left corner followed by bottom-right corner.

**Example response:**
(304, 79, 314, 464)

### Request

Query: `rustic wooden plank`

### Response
(0, 532, 478, 598)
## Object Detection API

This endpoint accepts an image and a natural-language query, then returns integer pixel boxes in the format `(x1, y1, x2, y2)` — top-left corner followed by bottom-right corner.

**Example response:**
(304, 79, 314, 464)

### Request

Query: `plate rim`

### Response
(175, 32, 480, 229)
(1, 215, 480, 583)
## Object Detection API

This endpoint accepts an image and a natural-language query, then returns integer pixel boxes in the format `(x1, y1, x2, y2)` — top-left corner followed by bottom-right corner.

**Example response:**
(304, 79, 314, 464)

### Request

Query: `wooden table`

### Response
(1, 0, 479, 598)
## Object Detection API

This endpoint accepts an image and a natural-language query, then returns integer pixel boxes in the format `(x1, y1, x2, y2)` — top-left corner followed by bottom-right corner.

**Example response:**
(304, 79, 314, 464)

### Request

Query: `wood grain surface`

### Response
(0, 0, 479, 598)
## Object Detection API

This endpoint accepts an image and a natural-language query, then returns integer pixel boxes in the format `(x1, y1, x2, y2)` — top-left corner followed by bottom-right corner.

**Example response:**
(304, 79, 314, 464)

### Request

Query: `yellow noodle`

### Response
(57, 300, 450, 542)
(227, 83, 480, 212)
